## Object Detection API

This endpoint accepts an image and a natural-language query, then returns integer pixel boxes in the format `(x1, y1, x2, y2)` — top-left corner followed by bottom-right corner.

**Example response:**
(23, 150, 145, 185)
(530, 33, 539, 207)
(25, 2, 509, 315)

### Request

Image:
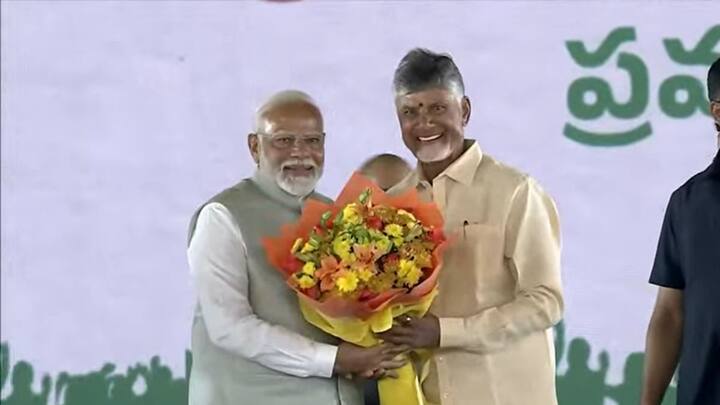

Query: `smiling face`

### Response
(395, 87, 470, 164)
(249, 100, 325, 197)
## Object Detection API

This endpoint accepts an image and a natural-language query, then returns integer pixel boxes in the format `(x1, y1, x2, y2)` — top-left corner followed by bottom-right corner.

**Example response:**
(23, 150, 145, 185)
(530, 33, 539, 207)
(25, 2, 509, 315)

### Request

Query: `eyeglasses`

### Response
(256, 132, 325, 150)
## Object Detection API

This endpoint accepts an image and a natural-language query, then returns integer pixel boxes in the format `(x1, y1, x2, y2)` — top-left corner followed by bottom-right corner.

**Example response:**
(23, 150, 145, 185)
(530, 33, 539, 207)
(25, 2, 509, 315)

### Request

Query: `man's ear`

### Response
(461, 96, 472, 126)
(711, 101, 720, 130)
(248, 133, 260, 165)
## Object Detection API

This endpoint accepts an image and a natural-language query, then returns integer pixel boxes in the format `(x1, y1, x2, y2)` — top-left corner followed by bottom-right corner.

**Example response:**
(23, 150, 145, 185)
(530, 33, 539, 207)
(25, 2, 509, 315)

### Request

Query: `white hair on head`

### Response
(253, 90, 319, 133)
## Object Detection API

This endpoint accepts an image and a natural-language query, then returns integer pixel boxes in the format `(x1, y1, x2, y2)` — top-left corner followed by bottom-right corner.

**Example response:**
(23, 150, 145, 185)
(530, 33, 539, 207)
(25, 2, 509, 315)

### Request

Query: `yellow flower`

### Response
(397, 259, 422, 287)
(339, 254, 357, 267)
(332, 234, 353, 261)
(302, 262, 316, 276)
(355, 264, 374, 282)
(297, 274, 316, 289)
(384, 224, 404, 238)
(397, 258, 412, 277)
(342, 203, 363, 226)
(373, 235, 392, 255)
(384, 224, 405, 246)
(404, 267, 422, 287)
(291, 238, 304, 254)
(415, 250, 432, 268)
(336, 271, 359, 293)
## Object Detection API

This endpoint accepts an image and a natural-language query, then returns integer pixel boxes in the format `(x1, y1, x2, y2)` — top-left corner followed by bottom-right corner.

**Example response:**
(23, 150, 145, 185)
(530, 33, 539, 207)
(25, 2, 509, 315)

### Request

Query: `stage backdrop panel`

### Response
(2, 1, 718, 404)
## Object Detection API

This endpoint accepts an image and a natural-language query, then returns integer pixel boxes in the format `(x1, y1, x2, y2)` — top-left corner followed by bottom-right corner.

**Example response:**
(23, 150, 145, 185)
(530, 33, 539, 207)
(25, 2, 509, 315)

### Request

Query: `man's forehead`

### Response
(259, 103, 323, 132)
(396, 88, 456, 106)
(263, 101, 321, 118)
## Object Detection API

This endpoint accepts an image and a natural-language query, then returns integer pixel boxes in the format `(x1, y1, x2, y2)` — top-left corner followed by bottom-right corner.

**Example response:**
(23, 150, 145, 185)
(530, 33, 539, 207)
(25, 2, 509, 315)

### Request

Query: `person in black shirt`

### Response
(641, 57, 720, 405)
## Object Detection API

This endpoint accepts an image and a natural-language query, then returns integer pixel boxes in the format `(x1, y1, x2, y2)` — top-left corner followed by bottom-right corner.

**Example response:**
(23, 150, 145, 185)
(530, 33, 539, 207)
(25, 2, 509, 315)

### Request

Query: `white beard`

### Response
(415, 140, 454, 163)
(259, 156, 322, 197)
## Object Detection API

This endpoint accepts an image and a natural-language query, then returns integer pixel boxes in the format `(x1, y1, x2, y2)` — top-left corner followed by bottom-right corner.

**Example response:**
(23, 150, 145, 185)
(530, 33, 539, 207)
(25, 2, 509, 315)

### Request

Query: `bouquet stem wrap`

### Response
(299, 288, 436, 405)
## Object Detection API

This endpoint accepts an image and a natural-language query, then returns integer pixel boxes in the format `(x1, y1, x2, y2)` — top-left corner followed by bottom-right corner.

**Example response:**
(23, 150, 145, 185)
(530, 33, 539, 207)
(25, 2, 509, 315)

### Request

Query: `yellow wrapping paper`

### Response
(299, 288, 437, 405)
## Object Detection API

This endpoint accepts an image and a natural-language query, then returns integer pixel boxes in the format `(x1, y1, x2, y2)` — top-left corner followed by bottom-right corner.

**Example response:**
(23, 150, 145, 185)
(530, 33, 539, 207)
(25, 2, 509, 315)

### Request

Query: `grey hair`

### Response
(254, 90, 319, 133)
(393, 48, 465, 97)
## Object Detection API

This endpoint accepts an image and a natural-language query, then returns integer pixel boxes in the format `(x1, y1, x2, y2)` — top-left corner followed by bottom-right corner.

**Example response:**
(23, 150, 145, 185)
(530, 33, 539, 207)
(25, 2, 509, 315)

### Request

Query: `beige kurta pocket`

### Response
(458, 222, 514, 304)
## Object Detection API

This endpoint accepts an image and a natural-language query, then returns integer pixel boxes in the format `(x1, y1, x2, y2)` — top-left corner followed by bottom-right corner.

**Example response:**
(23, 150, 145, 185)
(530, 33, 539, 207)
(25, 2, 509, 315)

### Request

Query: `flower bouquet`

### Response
(262, 172, 447, 405)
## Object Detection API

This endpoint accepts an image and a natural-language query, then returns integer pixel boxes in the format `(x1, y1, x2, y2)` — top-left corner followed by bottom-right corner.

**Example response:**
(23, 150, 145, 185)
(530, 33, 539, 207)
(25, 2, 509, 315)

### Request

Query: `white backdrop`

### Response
(2, 0, 719, 396)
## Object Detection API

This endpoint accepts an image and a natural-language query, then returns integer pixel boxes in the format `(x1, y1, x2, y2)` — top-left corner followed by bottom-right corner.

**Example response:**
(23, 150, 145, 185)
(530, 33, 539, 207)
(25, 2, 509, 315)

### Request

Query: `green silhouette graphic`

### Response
(553, 322, 676, 405)
(606, 352, 676, 405)
(557, 339, 609, 405)
(0, 344, 189, 405)
(2, 360, 51, 405)
(1, 344, 9, 394)
(0, 328, 677, 405)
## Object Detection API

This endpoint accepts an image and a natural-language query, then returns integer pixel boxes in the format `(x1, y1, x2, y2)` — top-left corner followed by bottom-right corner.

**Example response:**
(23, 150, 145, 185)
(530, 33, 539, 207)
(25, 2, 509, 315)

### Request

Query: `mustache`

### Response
(280, 159, 318, 171)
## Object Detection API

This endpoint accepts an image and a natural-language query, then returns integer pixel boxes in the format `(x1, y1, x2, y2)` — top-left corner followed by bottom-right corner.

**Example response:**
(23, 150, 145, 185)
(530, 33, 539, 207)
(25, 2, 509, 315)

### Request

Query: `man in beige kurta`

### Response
(380, 48, 563, 405)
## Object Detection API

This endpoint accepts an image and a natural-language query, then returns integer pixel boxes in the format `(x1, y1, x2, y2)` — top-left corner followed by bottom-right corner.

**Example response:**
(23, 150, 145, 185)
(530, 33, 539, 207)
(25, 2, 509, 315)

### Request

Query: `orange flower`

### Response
(352, 244, 373, 263)
(317, 256, 340, 292)
(318, 256, 339, 276)
(320, 275, 336, 292)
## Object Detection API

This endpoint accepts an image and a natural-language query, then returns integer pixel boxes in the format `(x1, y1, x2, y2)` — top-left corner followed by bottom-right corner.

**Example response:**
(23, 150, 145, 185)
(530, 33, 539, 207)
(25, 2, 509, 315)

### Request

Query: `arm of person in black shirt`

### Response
(642, 194, 684, 405)
(641, 287, 683, 405)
